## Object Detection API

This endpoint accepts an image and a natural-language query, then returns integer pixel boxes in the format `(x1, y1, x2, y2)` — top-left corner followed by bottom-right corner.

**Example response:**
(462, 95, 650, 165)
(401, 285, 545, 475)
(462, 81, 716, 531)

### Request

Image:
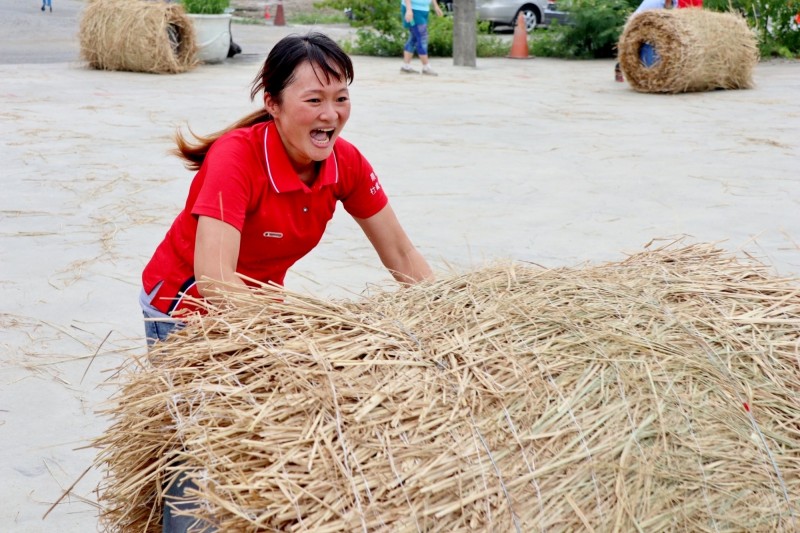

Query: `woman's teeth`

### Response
(311, 129, 333, 143)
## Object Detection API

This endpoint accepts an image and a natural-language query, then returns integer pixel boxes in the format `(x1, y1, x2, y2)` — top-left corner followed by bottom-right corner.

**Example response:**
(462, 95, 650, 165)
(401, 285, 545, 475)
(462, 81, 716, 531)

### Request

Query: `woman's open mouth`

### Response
(310, 128, 334, 147)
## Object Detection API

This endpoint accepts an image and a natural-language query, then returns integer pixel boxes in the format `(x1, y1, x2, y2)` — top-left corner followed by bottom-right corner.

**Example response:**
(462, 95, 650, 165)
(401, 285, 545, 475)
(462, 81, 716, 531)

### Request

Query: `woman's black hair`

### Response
(251, 31, 354, 103)
(174, 32, 354, 170)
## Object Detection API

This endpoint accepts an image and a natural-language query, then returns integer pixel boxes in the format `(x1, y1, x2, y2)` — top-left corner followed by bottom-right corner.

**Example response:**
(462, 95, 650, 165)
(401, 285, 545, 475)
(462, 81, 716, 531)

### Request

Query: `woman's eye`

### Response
(337, 96, 349, 103)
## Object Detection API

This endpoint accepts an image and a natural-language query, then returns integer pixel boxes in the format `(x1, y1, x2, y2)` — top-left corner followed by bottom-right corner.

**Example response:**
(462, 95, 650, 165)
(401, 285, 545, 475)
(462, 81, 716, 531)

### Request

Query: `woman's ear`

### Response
(264, 93, 279, 117)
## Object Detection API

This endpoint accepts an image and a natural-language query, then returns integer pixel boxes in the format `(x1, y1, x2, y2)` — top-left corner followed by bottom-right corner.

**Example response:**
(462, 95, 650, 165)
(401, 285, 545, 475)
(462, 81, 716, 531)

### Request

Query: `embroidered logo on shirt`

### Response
(263, 231, 284, 239)
(369, 171, 382, 195)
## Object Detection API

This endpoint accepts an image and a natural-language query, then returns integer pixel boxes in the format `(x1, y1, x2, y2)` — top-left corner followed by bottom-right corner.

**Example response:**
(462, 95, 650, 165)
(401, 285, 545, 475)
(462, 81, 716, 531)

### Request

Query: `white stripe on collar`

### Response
(264, 125, 280, 193)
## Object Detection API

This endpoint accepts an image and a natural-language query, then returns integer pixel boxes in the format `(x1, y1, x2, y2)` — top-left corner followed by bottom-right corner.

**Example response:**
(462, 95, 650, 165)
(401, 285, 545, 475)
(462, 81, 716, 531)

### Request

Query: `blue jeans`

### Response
(402, 7, 430, 56)
(141, 285, 182, 346)
(143, 311, 182, 346)
(163, 471, 217, 533)
(42, 0, 51, 7)
(140, 289, 213, 532)
(404, 23, 429, 56)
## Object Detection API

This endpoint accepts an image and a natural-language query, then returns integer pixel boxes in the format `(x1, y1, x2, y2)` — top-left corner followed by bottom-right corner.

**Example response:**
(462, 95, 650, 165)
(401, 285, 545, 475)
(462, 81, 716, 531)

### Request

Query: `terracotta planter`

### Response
(187, 13, 232, 64)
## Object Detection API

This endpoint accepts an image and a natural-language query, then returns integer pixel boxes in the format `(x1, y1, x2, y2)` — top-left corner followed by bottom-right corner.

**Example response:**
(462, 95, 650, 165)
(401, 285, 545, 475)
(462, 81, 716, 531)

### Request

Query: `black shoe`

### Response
(227, 40, 241, 58)
(41, 5, 45, 10)
(50, 6, 52, 11)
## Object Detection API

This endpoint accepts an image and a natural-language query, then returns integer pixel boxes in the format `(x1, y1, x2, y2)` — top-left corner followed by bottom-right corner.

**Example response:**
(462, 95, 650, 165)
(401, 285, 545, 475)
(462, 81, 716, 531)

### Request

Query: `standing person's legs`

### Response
(402, 25, 421, 73)
(414, 23, 437, 75)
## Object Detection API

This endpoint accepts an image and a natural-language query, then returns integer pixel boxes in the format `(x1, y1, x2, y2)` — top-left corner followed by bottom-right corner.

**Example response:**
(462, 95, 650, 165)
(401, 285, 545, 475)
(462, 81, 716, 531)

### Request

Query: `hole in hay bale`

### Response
(167, 23, 181, 57)
(639, 42, 660, 68)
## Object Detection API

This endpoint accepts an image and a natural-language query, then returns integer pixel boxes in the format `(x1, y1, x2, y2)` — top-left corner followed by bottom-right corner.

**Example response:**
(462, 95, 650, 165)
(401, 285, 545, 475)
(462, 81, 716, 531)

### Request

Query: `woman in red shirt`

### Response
(140, 32, 433, 347)
(144, 32, 433, 533)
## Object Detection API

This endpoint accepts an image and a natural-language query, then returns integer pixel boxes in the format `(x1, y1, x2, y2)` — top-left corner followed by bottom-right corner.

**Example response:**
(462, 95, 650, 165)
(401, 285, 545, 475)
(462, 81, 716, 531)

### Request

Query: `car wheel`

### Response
(515, 7, 539, 32)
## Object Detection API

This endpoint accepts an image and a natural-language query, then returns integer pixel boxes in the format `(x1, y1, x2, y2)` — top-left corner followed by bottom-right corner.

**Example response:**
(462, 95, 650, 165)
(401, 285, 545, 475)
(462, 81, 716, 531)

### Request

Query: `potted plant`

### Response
(182, 0, 233, 63)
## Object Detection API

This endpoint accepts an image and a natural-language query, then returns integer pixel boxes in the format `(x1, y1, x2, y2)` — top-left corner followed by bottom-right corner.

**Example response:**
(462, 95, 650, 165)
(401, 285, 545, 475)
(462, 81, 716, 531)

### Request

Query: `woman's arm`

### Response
(355, 204, 434, 285)
(194, 215, 250, 299)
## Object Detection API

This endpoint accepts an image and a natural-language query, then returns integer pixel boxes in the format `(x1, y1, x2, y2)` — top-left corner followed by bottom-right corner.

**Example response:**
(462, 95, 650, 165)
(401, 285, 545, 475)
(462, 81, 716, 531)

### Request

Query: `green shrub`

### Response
(181, 0, 230, 15)
(316, 0, 402, 34)
(343, 27, 405, 56)
(427, 14, 454, 56)
(289, 10, 351, 25)
(531, 0, 638, 58)
(704, 0, 800, 57)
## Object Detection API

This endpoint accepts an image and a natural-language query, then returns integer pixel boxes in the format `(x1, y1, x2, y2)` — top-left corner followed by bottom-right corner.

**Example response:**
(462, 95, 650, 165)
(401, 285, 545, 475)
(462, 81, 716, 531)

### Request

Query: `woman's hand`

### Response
(405, 0, 414, 24)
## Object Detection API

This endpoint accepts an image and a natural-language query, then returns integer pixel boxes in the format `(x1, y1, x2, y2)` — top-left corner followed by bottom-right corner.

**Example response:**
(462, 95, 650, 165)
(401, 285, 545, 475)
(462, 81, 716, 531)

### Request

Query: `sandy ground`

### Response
(1, 1, 799, 531)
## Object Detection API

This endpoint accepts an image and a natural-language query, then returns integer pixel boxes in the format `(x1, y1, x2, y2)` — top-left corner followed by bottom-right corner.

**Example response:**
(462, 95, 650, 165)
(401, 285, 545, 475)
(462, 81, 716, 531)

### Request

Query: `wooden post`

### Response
(452, 0, 477, 67)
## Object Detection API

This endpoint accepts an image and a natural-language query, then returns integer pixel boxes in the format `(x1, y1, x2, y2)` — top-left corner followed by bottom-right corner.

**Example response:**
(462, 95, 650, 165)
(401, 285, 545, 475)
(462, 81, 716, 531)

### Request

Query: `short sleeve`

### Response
(191, 132, 255, 231)
(336, 142, 389, 219)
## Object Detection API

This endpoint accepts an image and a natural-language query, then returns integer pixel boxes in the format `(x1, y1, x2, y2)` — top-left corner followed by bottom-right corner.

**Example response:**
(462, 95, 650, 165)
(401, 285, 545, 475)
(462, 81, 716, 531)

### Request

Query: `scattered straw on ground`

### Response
(80, 0, 197, 74)
(94, 241, 799, 531)
(618, 9, 758, 93)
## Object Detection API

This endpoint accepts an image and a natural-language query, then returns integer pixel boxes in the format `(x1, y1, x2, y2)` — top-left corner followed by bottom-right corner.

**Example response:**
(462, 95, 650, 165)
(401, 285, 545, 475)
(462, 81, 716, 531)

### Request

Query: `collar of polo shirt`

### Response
(263, 121, 340, 194)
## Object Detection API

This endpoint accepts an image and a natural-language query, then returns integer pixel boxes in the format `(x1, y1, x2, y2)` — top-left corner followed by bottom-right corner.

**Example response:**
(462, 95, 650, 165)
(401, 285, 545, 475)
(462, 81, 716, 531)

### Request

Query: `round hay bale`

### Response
(79, 0, 197, 74)
(94, 242, 800, 531)
(618, 9, 758, 93)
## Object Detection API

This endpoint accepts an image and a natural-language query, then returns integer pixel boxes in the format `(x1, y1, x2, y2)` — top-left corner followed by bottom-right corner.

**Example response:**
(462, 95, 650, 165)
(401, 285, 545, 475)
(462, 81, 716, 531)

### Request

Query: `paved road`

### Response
(0, 0, 356, 65)
(0, 0, 84, 63)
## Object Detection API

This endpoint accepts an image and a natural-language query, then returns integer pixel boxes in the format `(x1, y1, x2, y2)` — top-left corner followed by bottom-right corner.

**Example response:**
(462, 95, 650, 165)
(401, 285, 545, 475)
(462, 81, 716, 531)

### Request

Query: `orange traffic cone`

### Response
(508, 13, 530, 59)
(274, 1, 286, 26)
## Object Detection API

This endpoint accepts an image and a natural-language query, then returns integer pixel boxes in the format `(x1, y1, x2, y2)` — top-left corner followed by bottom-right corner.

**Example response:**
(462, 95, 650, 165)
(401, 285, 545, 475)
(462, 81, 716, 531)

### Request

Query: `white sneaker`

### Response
(422, 65, 438, 76)
(400, 64, 419, 74)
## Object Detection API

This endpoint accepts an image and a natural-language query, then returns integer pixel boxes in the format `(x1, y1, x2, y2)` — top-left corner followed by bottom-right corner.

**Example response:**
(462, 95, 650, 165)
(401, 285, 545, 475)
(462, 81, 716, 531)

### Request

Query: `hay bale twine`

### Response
(94, 242, 800, 531)
(618, 9, 758, 93)
(79, 0, 197, 74)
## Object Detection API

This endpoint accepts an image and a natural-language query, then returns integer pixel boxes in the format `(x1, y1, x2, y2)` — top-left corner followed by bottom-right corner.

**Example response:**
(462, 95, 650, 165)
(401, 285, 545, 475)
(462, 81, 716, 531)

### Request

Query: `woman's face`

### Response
(266, 61, 351, 174)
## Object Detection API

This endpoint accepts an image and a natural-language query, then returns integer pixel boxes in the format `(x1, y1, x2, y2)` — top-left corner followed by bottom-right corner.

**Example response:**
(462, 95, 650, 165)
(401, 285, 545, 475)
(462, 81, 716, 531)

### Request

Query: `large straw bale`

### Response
(79, 0, 197, 74)
(95, 242, 800, 531)
(618, 9, 758, 93)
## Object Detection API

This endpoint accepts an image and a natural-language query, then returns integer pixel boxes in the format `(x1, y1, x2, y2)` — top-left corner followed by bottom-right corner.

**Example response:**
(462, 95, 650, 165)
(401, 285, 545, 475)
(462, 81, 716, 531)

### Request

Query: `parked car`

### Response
(543, 0, 571, 25)
(476, 0, 549, 31)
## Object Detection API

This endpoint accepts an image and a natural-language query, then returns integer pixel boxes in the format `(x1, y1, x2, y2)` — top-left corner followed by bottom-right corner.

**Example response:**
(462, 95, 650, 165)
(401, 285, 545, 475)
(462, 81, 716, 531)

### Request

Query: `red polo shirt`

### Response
(142, 120, 388, 314)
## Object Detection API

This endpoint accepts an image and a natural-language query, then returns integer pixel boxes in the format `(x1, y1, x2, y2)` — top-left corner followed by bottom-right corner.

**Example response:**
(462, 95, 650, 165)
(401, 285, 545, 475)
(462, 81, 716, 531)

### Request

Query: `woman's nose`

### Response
(319, 101, 336, 120)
